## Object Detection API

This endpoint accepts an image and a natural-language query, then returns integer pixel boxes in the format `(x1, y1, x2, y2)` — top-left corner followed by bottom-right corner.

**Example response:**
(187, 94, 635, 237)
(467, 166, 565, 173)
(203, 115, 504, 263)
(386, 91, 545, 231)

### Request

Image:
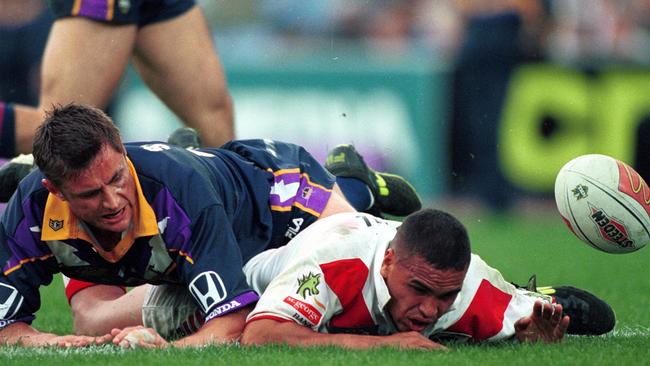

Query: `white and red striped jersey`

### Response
(244, 212, 548, 342)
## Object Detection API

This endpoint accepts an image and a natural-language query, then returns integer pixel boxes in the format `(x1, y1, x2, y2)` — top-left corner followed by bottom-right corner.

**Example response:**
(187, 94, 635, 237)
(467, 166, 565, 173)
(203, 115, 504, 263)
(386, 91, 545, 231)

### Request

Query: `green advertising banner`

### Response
(115, 60, 451, 200)
(499, 65, 650, 192)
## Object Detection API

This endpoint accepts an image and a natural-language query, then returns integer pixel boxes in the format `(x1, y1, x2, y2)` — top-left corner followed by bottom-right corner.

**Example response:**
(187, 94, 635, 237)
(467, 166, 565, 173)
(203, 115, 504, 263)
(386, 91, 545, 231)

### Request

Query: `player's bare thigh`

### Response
(70, 284, 149, 336)
(39, 17, 137, 110)
(14, 18, 136, 154)
(132, 5, 234, 147)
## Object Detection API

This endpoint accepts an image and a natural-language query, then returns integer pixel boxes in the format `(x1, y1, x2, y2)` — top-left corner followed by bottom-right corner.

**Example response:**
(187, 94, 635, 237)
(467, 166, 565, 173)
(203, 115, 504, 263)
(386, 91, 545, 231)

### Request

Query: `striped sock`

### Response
(0, 102, 16, 157)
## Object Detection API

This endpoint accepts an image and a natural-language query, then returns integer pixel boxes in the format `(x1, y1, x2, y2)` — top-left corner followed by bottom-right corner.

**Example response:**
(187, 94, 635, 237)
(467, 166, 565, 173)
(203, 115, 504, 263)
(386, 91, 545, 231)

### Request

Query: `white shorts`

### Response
(142, 284, 203, 340)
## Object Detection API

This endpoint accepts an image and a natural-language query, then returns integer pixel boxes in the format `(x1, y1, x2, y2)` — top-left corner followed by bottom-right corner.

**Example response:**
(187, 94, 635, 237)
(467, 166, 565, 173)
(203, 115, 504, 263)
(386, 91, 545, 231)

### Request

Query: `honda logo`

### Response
(0, 283, 23, 319)
(188, 271, 227, 313)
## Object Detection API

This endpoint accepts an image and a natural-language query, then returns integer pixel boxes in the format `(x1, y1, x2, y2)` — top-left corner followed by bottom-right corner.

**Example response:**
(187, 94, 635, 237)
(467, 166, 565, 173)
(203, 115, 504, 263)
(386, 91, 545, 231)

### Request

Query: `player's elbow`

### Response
(240, 320, 273, 346)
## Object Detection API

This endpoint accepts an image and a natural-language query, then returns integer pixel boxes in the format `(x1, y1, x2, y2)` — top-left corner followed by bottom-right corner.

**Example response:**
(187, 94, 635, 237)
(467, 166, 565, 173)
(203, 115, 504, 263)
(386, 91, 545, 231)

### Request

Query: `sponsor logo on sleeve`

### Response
(189, 271, 227, 313)
(0, 319, 16, 329)
(204, 300, 243, 322)
(301, 187, 313, 200)
(0, 283, 23, 319)
(296, 272, 320, 299)
(285, 218, 304, 239)
(283, 296, 322, 325)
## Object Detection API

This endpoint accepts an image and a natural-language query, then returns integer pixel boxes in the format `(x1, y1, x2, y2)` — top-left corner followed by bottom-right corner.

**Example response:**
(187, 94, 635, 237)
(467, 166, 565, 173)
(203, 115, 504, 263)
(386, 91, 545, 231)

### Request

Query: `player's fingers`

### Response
(59, 340, 72, 348)
(533, 300, 543, 319)
(542, 302, 554, 320)
(111, 328, 125, 338)
(95, 333, 113, 344)
(138, 339, 167, 349)
(112, 332, 130, 345)
(551, 303, 563, 323)
(428, 342, 448, 351)
(560, 315, 570, 334)
(514, 317, 530, 331)
(421, 337, 448, 351)
(112, 326, 143, 343)
(74, 337, 93, 347)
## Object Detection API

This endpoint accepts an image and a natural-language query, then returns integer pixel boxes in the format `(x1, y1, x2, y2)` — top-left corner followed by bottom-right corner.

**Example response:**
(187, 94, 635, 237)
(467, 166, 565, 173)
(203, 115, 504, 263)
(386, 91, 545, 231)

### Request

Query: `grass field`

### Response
(2, 210, 649, 365)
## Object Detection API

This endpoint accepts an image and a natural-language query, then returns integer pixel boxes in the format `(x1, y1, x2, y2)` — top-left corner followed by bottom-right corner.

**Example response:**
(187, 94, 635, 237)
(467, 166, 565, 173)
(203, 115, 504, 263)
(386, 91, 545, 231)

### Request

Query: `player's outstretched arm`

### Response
(240, 318, 446, 350)
(514, 300, 570, 343)
(171, 306, 252, 347)
(0, 322, 112, 347)
(110, 307, 252, 348)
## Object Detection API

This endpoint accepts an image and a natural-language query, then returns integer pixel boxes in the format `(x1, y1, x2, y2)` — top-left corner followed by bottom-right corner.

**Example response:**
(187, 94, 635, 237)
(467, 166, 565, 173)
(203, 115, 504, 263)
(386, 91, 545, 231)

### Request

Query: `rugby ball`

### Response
(554, 154, 650, 253)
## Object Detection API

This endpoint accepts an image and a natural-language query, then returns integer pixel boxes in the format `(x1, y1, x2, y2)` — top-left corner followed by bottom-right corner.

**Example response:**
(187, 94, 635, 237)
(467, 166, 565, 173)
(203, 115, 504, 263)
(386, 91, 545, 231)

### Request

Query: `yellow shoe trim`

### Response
(536, 286, 557, 295)
(326, 152, 348, 166)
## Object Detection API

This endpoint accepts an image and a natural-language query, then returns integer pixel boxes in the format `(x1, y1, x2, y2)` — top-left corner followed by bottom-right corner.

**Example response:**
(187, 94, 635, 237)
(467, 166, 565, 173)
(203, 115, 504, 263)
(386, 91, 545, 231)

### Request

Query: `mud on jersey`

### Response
(0, 139, 335, 329)
(244, 212, 549, 342)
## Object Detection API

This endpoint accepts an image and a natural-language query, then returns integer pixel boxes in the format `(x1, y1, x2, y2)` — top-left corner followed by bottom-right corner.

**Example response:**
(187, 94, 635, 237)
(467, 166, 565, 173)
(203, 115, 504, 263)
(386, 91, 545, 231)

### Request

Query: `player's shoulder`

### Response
(300, 212, 397, 260)
(124, 142, 223, 209)
(316, 212, 400, 238)
(125, 141, 211, 178)
(3, 170, 49, 230)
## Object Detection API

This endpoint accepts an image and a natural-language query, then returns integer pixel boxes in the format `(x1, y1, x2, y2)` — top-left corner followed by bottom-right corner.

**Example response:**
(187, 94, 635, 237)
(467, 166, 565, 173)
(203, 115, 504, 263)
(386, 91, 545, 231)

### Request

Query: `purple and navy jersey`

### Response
(0, 139, 335, 329)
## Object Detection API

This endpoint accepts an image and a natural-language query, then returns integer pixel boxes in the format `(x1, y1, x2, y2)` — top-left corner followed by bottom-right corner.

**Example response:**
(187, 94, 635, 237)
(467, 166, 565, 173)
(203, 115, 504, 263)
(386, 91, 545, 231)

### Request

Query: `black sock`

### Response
(336, 176, 373, 211)
(0, 102, 16, 158)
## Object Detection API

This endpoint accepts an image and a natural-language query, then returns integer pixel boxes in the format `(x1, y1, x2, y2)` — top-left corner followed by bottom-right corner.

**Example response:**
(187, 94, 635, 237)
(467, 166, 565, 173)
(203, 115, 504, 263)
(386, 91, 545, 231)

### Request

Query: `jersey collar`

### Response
(40, 157, 159, 262)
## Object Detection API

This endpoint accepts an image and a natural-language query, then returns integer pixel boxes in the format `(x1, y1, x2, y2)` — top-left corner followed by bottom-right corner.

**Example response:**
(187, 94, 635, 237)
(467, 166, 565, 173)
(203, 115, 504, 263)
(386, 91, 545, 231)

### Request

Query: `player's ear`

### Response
(380, 247, 396, 278)
(41, 178, 66, 201)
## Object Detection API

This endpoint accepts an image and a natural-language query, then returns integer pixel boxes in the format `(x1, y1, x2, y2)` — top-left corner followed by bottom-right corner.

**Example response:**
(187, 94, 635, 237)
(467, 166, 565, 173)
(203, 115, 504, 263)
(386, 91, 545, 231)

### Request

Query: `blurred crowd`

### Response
(197, 0, 650, 64)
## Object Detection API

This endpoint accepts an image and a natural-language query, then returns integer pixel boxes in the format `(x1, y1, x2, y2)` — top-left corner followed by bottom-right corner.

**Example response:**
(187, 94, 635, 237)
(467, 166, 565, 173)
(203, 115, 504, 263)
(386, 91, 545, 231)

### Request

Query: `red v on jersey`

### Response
(320, 258, 374, 329)
(446, 279, 512, 341)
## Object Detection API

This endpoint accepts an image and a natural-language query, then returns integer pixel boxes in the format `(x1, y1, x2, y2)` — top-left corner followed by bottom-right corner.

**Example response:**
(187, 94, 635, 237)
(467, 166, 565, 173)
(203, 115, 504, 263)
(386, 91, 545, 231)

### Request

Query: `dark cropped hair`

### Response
(33, 104, 123, 187)
(391, 209, 471, 271)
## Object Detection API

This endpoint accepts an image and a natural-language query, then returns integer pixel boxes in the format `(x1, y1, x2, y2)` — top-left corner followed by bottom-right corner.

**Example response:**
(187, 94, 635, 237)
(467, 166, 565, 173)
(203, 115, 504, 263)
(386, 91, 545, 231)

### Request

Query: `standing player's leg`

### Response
(5, 104, 40, 156)
(39, 17, 137, 110)
(12, 17, 137, 155)
(0, 16, 138, 200)
(132, 5, 234, 148)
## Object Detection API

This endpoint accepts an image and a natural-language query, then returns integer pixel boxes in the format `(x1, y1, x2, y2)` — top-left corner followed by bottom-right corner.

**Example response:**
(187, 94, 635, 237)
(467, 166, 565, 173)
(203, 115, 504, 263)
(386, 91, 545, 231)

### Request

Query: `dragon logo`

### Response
(296, 272, 321, 299)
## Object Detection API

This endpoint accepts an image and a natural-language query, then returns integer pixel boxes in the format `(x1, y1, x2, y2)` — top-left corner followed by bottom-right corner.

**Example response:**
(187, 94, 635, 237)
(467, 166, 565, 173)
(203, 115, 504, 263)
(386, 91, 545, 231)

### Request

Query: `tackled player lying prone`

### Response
(69, 210, 615, 349)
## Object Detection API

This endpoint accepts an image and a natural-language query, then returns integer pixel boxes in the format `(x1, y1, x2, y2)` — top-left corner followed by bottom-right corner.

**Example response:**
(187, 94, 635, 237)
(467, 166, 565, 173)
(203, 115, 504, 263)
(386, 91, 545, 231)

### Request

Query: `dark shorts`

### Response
(48, 0, 194, 27)
(221, 139, 337, 248)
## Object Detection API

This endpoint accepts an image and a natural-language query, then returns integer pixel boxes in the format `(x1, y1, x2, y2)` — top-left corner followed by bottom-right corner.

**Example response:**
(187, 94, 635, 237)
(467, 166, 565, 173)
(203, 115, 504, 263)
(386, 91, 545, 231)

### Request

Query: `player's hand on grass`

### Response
(111, 326, 169, 349)
(514, 300, 570, 343)
(46, 333, 113, 347)
(382, 331, 448, 350)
